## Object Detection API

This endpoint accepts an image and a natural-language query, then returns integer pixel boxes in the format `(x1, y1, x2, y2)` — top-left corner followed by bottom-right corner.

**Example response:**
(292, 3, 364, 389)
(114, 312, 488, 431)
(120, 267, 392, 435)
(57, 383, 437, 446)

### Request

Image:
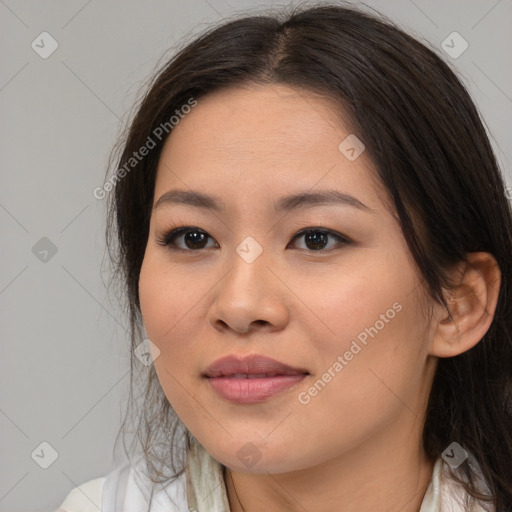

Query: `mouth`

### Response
(203, 354, 309, 403)
(202, 353, 310, 378)
(213, 373, 306, 378)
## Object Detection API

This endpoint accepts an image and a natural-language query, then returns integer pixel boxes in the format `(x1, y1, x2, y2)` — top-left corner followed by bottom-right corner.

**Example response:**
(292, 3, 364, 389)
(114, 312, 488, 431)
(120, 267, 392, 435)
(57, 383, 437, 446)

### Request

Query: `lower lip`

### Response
(206, 374, 308, 403)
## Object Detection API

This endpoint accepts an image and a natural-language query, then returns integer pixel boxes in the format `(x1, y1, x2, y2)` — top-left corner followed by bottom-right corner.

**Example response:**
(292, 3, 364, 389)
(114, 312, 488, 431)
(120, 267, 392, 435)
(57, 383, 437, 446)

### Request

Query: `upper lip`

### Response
(203, 354, 309, 378)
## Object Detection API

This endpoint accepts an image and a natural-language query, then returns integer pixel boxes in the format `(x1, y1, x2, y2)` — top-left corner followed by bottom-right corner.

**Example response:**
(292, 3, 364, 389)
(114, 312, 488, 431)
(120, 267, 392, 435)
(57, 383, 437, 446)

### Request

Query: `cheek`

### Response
(138, 257, 200, 415)
(304, 287, 427, 423)
(139, 254, 201, 343)
(299, 261, 409, 352)
(139, 259, 172, 342)
(138, 252, 213, 393)
(299, 253, 426, 397)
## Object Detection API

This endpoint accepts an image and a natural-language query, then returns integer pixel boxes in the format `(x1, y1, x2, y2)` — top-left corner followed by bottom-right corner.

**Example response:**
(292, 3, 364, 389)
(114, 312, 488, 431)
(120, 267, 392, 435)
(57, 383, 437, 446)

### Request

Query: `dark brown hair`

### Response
(104, 2, 512, 509)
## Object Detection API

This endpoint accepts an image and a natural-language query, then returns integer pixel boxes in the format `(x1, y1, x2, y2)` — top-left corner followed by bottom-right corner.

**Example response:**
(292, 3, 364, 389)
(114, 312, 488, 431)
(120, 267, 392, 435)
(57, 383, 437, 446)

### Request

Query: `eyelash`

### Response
(155, 226, 352, 252)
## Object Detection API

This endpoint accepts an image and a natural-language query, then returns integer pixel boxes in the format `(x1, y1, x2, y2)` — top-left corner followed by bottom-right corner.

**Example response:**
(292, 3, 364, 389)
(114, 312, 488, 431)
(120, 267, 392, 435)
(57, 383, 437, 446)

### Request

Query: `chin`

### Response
(201, 435, 310, 474)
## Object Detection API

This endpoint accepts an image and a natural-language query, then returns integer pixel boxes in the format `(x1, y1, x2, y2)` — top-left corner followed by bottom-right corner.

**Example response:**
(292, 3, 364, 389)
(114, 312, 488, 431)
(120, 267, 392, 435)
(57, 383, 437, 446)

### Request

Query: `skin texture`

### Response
(138, 84, 501, 512)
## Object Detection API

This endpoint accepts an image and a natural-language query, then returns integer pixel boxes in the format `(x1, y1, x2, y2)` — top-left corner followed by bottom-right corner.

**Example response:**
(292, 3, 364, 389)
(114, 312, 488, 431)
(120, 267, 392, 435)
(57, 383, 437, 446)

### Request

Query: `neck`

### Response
(224, 432, 435, 512)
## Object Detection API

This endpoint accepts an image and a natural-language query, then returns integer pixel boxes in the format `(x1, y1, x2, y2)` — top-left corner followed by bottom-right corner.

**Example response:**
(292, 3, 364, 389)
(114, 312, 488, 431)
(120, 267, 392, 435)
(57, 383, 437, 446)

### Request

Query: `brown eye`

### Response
(288, 229, 350, 251)
(157, 226, 350, 252)
(157, 227, 218, 250)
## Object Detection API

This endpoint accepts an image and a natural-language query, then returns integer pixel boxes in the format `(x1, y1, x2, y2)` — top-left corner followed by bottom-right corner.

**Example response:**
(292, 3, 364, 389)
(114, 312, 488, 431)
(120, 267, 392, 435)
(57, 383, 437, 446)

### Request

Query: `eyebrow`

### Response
(153, 189, 376, 214)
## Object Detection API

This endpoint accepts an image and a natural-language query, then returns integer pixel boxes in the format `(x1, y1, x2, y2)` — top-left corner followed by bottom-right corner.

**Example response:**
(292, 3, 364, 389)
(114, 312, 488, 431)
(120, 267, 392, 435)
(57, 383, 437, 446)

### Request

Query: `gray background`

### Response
(1, 1, 510, 510)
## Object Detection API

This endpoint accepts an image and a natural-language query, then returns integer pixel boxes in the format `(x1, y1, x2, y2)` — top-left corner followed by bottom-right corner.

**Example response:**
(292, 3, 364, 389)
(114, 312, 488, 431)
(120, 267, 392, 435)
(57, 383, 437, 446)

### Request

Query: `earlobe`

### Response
(430, 252, 501, 358)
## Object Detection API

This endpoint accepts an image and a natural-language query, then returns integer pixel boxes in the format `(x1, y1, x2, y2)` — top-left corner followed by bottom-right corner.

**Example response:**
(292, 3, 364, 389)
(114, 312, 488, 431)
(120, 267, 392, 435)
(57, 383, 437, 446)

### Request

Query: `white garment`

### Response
(56, 439, 493, 512)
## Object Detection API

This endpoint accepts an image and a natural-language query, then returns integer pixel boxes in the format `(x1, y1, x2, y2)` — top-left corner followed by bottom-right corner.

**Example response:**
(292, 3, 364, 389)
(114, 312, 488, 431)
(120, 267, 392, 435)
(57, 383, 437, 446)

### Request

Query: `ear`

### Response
(430, 252, 501, 358)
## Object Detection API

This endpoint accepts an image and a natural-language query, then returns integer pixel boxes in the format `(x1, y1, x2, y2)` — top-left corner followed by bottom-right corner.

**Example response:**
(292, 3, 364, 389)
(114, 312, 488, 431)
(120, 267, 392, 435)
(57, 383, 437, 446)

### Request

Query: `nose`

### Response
(207, 245, 290, 335)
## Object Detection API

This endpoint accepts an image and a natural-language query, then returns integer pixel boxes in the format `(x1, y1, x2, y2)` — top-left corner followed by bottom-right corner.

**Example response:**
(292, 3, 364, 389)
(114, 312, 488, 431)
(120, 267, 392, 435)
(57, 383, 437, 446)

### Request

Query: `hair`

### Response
(103, 2, 512, 510)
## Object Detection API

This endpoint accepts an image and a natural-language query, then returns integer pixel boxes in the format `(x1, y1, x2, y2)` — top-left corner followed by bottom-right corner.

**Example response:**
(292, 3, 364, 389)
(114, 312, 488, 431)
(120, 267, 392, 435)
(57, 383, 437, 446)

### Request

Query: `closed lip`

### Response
(202, 354, 310, 378)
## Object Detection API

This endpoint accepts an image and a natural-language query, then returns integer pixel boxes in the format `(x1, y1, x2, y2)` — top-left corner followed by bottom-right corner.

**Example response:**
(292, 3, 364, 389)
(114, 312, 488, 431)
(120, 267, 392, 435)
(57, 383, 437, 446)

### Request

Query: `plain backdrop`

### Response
(1, 1, 511, 510)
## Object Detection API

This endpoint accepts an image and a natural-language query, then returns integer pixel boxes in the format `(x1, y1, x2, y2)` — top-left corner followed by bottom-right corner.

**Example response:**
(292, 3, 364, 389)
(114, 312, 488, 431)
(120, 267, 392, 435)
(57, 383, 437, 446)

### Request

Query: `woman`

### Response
(56, 3, 512, 511)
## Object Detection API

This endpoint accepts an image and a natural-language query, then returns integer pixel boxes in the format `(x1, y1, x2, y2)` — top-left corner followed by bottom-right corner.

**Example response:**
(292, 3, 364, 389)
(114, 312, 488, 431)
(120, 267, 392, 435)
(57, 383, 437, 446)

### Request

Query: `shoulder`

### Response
(56, 458, 189, 511)
(55, 477, 105, 512)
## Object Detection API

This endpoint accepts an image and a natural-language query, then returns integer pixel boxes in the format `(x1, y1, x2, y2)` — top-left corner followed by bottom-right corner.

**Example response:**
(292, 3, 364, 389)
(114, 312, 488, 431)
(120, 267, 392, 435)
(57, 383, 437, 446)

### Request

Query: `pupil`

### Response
(306, 231, 327, 250)
(185, 231, 206, 249)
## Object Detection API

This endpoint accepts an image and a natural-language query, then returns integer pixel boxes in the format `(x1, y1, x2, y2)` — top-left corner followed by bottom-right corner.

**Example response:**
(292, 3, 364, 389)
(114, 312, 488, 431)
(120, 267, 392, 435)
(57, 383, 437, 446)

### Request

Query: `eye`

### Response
(156, 226, 350, 252)
(156, 226, 218, 251)
(287, 228, 351, 251)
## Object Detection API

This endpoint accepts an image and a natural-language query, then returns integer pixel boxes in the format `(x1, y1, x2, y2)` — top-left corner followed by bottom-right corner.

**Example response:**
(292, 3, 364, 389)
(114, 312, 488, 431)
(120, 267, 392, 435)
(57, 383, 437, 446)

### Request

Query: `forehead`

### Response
(164, 83, 349, 157)
(153, 83, 385, 212)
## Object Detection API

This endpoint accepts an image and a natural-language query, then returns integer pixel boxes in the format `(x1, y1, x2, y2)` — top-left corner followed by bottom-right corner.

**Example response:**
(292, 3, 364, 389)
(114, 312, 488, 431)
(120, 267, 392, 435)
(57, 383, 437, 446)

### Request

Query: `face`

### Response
(138, 83, 438, 474)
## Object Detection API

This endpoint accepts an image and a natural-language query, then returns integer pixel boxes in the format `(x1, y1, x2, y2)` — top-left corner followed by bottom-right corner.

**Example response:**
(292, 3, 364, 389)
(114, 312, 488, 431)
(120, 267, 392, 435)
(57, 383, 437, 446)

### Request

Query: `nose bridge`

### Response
(209, 235, 288, 333)
(225, 235, 269, 297)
